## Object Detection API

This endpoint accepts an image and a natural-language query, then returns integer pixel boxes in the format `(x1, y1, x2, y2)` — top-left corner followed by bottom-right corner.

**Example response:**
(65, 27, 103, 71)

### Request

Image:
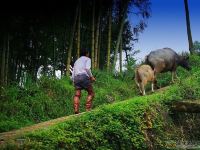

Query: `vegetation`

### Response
(0, 0, 199, 149)
(0, 0, 151, 86)
(2, 55, 200, 149)
(0, 0, 151, 134)
(192, 41, 200, 54)
(0, 70, 137, 132)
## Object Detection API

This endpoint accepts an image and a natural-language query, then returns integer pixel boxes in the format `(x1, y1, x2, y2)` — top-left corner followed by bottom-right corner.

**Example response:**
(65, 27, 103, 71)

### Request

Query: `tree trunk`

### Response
(10, 57, 17, 82)
(5, 33, 10, 85)
(125, 50, 129, 63)
(66, 4, 79, 75)
(94, 7, 101, 69)
(113, 4, 128, 72)
(91, 0, 95, 70)
(77, 0, 81, 58)
(184, 0, 194, 53)
(97, 28, 101, 69)
(17, 61, 22, 84)
(119, 37, 123, 73)
(53, 16, 56, 77)
(61, 48, 65, 77)
(0, 37, 6, 86)
(107, 8, 112, 72)
(34, 41, 39, 81)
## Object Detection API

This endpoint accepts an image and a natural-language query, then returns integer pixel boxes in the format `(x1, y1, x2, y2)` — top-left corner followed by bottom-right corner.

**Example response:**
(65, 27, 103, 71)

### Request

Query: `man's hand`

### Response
(90, 76, 96, 82)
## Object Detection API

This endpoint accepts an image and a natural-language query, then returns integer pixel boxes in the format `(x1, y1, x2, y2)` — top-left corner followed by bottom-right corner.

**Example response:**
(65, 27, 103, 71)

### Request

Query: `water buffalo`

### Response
(135, 65, 155, 96)
(145, 48, 190, 86)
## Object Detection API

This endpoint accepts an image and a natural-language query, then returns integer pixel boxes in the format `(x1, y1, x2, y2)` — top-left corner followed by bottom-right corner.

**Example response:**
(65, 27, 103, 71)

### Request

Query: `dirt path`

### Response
(155, 86, 169, 92)
(0, 112, 85, 146)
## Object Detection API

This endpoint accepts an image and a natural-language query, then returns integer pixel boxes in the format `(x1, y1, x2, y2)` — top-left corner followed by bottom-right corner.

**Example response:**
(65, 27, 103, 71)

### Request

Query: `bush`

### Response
(0, 71, 136, 132)
(11, 54, 200, 149)
(2, 55, 200, 149)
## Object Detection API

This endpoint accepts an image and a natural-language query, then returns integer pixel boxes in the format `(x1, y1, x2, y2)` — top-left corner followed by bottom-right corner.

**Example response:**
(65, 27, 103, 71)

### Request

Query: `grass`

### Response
(0, 70, 136, 132)
(1, 55, 200, 149)
(12, 74, 200, 149)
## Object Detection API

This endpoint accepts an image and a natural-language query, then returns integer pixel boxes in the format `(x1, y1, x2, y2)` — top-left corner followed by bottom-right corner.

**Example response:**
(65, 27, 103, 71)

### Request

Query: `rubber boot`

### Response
(86, 95, 93, 111)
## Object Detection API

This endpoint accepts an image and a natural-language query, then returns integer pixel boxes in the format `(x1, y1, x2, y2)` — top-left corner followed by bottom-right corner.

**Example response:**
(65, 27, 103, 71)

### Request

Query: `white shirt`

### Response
(72, 56, 93, 81)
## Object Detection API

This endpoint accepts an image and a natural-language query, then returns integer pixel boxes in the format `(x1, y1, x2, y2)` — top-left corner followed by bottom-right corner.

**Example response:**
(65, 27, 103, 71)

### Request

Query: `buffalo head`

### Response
(179, 55, 191, 70)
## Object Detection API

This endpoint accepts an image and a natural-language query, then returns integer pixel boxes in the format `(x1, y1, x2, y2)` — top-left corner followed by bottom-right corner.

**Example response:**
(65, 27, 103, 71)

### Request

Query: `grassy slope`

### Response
(4, 55, 200, 149)
(0, 71, 137, 132)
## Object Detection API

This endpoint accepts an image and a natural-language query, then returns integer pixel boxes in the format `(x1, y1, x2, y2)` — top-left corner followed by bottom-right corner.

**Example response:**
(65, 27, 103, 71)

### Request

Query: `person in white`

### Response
(72, 49, 95, 114)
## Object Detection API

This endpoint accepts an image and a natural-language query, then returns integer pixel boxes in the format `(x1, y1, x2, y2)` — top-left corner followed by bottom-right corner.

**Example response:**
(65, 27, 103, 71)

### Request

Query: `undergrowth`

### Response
(1, 55, 200, 150)
(0, 70, 136, 132)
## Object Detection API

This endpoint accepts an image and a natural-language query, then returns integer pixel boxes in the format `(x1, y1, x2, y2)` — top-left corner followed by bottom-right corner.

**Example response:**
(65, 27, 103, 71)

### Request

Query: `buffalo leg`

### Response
(151, 82, 154, 93)
(172, 71, 179, 83)
(139, 82, 145, 96)
(171, 71, 175, 83)
(136, 80, 142, 94)
(175, 71, 179, 80)
(153, 69, 160, 89)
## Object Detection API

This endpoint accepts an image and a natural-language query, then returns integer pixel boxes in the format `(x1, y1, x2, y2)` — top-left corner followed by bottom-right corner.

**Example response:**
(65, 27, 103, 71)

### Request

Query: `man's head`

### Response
(80, 49, 90, 57)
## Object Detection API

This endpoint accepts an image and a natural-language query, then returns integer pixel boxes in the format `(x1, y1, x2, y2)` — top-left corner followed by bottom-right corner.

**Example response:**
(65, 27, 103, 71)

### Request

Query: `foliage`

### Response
(0, 0, 151, 86)
(120, 56, 138, 81)
(2, 55, 199, 149)
(192, 41, 200, 54)
(0, 70, 136, 132)
(1, 55, 200, 149)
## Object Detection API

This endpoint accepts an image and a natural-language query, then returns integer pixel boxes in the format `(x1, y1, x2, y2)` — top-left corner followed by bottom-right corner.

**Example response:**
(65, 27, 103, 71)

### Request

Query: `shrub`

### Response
(0, 71, 136, 132)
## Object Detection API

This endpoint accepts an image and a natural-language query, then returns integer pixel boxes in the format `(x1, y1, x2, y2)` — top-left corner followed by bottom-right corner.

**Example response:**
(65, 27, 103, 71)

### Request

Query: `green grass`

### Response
(5, 54, 199, 150)
(2, 55, 200, 149)
(0, 70, 136, 132)
(15, 75, 200, 149)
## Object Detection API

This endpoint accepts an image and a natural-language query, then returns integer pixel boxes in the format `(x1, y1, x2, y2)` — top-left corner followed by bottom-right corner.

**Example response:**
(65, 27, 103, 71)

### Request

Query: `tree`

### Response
(94, 4, 101, 69)
(97, 28, 101, 69)
(184, 0, 194, 54)
(112, 0, 150, 72)
(52, 16, 56, 76)
(0, 0, 151, 86)
(5, 33, 10, 85)
(77, 0, 81, 58)
(107, 7, 112, 72)
(192, 41, 200, 54)
(91, 0, 95, 70)
(112, 1, 128, 72)
(119, 37, 123, 73)
(66, 3, 79, 75)
(0, 36, 6, 86)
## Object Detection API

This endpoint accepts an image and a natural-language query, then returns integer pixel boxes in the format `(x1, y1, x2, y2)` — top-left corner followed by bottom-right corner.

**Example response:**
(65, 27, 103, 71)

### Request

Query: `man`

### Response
(72, 49, 96, 114)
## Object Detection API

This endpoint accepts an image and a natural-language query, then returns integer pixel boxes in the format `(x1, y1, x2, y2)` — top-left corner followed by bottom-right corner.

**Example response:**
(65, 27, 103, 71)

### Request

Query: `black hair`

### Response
(80, 48, 90, 56)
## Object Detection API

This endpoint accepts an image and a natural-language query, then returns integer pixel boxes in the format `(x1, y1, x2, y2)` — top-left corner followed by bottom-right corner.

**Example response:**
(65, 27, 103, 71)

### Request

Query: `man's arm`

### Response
(85, 59, 93, 77)
(85, 59, 95, 81)
(72, 66, 75, 83)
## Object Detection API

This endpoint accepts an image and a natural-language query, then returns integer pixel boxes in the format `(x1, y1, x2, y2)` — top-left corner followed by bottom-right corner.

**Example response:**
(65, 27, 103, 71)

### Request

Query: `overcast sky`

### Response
(129, 0, 200, 63)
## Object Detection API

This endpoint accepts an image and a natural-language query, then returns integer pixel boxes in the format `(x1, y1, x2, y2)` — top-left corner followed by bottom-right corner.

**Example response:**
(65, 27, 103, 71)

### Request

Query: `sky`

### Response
(130, 0, 200, 63)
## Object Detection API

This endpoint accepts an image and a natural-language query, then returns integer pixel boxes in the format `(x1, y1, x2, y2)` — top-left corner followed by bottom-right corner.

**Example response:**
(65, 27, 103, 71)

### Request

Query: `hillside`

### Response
(0, 70, 138, 132)
(1, 55, 200, 149)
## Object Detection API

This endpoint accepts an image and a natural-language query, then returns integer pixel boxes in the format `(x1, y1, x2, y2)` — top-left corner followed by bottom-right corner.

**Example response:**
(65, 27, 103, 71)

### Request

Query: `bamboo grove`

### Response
(0, 0, 151, 86)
